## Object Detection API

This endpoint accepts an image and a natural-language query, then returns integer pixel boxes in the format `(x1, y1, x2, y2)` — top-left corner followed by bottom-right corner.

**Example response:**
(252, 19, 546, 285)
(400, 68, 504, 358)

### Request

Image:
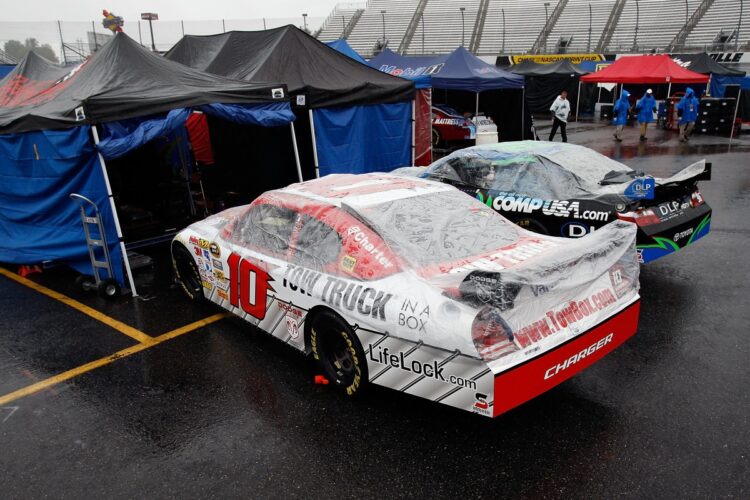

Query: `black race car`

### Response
(416, 141, 711, 263)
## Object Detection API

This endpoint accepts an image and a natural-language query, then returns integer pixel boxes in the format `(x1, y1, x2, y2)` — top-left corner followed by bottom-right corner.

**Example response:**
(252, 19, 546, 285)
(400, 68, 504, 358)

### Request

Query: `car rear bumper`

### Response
(491, 299, 640, 417)
(636, 205, 711, 263)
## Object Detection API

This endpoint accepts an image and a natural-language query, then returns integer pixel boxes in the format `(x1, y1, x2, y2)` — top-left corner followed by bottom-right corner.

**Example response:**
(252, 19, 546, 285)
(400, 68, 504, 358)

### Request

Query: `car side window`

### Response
(491, 159, 588, 199)
(292, 215, 342, 271)
(233, 204, 298, 255)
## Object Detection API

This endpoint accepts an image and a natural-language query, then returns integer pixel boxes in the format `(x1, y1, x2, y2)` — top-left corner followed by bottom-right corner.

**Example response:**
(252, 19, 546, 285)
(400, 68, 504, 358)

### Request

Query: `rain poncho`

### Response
(676, 87, 699, 124)
(635, 93, 656, 124)
(612, 90, 631, 126)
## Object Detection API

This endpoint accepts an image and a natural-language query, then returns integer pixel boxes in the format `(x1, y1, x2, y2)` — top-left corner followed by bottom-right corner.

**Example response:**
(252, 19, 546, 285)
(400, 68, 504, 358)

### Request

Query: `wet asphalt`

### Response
(0, 120, 748, 499)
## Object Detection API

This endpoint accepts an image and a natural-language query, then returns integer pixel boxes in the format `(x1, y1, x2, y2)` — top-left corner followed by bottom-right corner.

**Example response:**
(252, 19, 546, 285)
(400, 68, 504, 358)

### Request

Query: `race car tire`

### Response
(432, 128, 442, 147)
(172, 244, 204, 302)
(309, 310, 368, 397)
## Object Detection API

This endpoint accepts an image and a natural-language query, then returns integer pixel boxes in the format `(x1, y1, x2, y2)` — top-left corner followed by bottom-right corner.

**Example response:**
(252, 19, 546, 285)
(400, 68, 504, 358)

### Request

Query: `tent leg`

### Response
(729, 89, 741, 143)
(411, 99, 416, 165)
(706, 74, 711, 96)
(308, 109, 320, 178)
(90, 126, 139, 298)
(475, 92, 479, 118)
(289, 122, 304, 182)
(428, 88, 433, 162)
(521, 87, 525, 140)
(597, 86, 602, 104)
(667, 82, 672, 99)
(575, 80, 582, 121)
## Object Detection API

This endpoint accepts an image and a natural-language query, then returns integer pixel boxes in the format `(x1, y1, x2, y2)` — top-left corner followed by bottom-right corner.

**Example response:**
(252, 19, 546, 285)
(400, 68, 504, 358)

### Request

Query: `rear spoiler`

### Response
(654, 160, 711, 187)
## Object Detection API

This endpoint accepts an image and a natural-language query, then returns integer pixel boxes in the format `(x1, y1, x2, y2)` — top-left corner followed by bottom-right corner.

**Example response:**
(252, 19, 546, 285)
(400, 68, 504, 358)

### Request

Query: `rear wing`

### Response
(655, 160, 711, 187)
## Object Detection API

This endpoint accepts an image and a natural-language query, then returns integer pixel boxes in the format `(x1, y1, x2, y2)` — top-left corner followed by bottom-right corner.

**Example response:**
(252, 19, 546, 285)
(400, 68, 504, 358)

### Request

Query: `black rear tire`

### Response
(309, 310, 368, 396)
(172, 244, 204, 302)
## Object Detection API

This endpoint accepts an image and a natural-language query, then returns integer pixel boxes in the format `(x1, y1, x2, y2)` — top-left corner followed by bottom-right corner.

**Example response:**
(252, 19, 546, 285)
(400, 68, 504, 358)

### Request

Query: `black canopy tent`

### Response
(510, 60, 588, 118)
(0, 33, 296, 295)
(670, 52, 746, 77)
(166, 25, 416, 178)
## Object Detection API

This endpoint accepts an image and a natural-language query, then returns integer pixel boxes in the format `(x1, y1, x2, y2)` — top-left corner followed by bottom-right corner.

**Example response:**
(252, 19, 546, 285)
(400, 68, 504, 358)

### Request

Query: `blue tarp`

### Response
(325, 39, 367, 65)
(0, 126, 124, 283)
(0, 65, 14, 79)
(314, 103, 411, 176)
(369, 47, 523, 92)
(97, 102, 295, 160)
(710, 75, 750, 98)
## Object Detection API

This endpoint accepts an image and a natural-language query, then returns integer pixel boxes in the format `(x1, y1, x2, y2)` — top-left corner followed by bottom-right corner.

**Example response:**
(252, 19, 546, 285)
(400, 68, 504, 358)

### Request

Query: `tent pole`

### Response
(706, 74, 712, 96)
(597, 85, 602, 104)
(411, 99, 416, 165)
(90, 126, 139, 297)
(667, 82, 672, 99)
(575, 80, 582, 121)
(475, 92, 479, 118)
(289, 122, 303, 182)
(308, 109, 320, 178)
(521, 87, 525, 140)
(729, 87, 741, 143)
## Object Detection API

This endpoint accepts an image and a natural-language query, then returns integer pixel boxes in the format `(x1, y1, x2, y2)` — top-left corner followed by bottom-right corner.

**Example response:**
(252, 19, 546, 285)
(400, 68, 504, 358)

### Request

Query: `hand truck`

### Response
(69, 193, 121, 299)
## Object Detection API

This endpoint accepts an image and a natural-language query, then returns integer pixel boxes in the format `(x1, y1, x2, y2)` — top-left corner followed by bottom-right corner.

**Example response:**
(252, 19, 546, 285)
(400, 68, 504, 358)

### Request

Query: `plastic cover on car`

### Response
(197, 174, 639, 369)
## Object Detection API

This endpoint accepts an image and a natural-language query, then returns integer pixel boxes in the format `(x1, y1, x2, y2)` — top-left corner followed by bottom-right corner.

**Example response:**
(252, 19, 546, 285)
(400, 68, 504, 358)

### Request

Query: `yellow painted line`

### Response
(0, 267, 154, 345)
(0, 312, 229, 407)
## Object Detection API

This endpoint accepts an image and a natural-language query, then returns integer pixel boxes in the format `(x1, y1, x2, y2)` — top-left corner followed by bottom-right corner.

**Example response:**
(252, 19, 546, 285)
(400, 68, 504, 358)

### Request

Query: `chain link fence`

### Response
(0, 17, 325, 65)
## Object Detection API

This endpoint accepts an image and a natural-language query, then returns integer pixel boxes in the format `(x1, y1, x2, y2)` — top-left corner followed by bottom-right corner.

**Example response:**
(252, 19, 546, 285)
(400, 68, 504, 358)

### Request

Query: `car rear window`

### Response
(349, 190, 520, 268)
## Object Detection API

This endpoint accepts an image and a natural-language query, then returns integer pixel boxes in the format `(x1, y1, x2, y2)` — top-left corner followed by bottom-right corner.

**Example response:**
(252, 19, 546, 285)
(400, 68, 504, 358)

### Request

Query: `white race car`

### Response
(172, 174, 641, 417)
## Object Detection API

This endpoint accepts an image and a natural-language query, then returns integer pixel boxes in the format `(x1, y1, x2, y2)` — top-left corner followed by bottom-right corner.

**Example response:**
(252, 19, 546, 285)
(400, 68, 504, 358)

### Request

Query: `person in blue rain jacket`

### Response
(676, 87, 699, 142)
(635, 88, 657, 141)
(612, 89, 631, 142)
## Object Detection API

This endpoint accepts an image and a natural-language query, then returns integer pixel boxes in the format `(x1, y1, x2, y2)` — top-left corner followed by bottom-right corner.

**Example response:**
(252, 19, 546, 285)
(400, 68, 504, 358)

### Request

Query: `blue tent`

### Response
(0, 65, 13, 79)
(325, 39, 367, 65)
(370, 47, 531, 140)
(370, 47, 523, 92)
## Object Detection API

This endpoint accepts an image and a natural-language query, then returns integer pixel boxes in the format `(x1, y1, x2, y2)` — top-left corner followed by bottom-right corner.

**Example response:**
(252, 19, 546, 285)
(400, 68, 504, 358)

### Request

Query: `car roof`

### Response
(276, 173, 455, 211)
(434, 140, 631, 183)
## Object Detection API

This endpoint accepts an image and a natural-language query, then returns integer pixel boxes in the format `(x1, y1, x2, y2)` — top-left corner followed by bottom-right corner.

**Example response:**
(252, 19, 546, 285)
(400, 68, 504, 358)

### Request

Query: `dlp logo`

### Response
(561, 221, 591, 238)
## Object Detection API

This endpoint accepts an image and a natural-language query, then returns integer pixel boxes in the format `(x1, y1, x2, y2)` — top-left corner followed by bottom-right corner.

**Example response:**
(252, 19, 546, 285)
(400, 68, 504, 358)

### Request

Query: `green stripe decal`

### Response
(687, 215, 711, 245)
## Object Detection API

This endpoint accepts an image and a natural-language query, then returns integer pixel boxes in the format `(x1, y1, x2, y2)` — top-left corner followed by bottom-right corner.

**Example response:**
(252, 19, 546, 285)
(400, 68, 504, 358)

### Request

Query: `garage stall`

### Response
(0, 33, 295, 295)
(166, 25, 415, 177)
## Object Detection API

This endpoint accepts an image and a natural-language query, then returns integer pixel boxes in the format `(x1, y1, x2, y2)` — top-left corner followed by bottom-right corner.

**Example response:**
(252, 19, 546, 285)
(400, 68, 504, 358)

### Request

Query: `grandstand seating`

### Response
(479, 0, 551, 55)
(547, 0, 616, 53)
(686, 0, 750, 50)
(315, 0, 750, 56)
(606, 0, 700, 52)
(346, 0, 420, 56)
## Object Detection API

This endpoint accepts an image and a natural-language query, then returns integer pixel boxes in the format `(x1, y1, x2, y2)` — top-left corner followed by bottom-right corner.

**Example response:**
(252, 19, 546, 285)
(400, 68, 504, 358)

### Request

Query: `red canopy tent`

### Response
(576, 55, 708, 119)
(580, 54, 709, 84)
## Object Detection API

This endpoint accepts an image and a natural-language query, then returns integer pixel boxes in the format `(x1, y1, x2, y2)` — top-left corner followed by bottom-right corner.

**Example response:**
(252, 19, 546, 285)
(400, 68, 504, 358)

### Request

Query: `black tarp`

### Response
(0, 33, 289, 134)
(671, 53, 746, 76)
(510, 61, 588, 115)
(165, 25, 415, 108)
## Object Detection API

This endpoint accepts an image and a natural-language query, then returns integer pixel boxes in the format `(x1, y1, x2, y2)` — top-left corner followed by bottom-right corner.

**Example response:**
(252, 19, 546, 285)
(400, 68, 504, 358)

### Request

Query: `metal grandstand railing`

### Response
(532, 0, 569, 54)
(398, 0, 429, 53)
(468, 0, 490, 53)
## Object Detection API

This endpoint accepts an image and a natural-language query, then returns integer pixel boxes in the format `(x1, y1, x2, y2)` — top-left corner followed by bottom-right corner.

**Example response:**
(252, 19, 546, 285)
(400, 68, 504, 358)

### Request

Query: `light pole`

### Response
(381, 10, 386, 44)
(634, 0, 640, 51)
(502, 8, 506, 53)
(544, 2, 550, 53)
(302, 13, 308, 33)
(140, 13, 158, 52)
(460, 7, 466, 47)
(588, 3, 593, 52)
(421, 12, 425, 54)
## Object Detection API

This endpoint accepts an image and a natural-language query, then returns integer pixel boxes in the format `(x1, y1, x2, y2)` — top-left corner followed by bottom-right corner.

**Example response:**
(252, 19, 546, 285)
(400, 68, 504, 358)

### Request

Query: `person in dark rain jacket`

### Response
(635, 88, 657, 141)
(612, 89, 631, 142)
(676, 87, 699, 142)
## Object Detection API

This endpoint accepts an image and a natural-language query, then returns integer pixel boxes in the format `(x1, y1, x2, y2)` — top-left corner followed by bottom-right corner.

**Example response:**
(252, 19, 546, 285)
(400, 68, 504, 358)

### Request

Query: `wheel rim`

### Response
(105, 284, 117, 296)
(320, 329, 356, 385)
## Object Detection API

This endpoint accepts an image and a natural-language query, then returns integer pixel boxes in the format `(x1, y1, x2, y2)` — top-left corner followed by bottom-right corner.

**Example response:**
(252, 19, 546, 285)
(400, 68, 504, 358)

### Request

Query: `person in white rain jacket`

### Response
(549, 90, 570, 142)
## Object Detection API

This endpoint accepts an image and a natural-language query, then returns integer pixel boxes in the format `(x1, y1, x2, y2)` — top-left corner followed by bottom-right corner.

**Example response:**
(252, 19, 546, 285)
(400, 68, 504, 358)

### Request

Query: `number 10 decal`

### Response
(228, 252, 275, 320)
